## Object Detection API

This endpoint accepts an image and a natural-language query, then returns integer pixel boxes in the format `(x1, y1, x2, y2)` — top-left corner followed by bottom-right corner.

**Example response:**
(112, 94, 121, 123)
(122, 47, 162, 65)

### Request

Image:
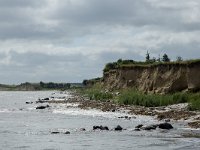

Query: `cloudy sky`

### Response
(0, 0, 200, 84)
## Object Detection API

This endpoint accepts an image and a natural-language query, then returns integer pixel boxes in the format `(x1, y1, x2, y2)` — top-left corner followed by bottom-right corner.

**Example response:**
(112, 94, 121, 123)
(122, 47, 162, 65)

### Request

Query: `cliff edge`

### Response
(102, 60, 200, 94)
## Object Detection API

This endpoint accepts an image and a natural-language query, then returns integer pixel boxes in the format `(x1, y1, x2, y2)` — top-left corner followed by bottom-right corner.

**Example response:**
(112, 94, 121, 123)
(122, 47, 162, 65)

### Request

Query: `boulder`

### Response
(51, 131, 60, 134)
(36, 105, 50, 109)
(93, 126, 109, 130)
(158, 123, 173, 130)
(142, 124, 158, 130)
(64, 131, 70, 134)
(135, 124, 143, 129)
(26, 101, 33, 104)
(114, 125, 123, 131)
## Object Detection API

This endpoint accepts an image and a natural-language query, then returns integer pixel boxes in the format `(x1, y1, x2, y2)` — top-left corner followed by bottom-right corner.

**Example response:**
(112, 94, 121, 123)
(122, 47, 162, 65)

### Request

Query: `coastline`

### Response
(46, 90, 200, 129)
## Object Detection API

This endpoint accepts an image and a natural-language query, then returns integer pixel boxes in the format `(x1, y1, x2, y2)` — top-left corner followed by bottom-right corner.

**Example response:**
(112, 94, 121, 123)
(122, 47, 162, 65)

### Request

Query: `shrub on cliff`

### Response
(162, 54, 170, 62)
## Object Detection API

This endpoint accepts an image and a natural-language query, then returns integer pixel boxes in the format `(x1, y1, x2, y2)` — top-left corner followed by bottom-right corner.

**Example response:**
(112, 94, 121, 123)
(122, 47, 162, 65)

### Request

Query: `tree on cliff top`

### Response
(146, 51, 150, 62)
(162, 54, 170, 62)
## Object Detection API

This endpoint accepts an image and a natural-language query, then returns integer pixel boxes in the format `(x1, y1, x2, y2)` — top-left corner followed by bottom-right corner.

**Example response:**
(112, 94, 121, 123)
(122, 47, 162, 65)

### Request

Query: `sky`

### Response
(0, 0, 200, 84)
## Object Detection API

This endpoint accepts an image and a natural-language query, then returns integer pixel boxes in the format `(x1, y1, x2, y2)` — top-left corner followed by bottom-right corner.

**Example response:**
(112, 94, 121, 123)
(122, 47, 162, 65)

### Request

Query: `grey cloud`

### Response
(0, 0, 199, 40)
(0, 0, 199, 84)
(0, 0, 46, 8)
(51, 0, 200, 31)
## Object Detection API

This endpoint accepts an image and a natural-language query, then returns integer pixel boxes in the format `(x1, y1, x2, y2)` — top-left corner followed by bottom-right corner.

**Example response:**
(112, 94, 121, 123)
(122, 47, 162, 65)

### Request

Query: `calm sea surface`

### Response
(0, 91, 199, 150)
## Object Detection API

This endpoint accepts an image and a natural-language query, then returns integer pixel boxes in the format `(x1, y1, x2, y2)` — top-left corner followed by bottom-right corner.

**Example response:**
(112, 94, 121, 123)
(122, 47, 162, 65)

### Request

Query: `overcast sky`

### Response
(0, 0, 200, 84)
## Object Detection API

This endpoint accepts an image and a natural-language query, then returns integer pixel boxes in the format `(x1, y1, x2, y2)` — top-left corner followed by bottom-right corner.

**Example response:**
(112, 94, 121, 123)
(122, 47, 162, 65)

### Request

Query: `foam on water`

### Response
(52, 107, 155, 123)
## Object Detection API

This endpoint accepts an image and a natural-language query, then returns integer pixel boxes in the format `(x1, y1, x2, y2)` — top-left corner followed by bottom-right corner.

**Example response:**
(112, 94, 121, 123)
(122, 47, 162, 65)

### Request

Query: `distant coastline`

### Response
(0, 82, 83, 91)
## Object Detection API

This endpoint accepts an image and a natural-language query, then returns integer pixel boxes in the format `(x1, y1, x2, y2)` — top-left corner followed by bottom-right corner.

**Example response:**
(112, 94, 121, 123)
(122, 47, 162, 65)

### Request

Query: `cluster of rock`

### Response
(50, 123, 173, 135)
(134, 122, 173, 131)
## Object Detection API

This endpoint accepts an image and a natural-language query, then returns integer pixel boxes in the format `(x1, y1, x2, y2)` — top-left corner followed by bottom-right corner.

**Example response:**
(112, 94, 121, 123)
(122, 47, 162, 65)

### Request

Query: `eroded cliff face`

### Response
(103, 63, 200, 94)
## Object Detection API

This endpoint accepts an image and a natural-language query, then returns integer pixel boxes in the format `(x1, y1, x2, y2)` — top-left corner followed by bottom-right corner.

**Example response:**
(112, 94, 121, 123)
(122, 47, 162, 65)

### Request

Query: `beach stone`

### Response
(115, 125, 123, 131)
(80, 128, 86, 131)
(158, 123, 173, 130)
(51, 131, 60, 134)
(125, 116, 128, 119)
(102, 126, 109, 130)
(142, 124, 158, 130)
(135, 124, 143, 129)
(36, 105, 50, 109)
(64, 131, 70, 134)
(93, 126, 109, 130)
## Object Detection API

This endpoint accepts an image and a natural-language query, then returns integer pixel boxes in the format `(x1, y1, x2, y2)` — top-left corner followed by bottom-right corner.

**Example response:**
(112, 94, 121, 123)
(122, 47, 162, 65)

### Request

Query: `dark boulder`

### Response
(93, 126, 109, 131)
(158, 123, 173, 130)
(64, 131, 70, 134)
(135, 124, 143, 129)
(43, 98, 50, 100)
(51, 131, 60, 134)
(115, 125, 123, 131)
(26, 101, 33, 104)
(102, 126, 109, 130)
(36, 105, 50, 109)
(142, 124, 158, 130)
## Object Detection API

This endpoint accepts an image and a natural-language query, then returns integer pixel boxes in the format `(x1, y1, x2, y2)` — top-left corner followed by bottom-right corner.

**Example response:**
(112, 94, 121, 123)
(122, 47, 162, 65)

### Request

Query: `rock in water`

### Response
(115, 125, 123, 131)
(135, 124, 143, 129)
(36, 105, 50, 109)
(64, 131, 70, 134)
(51, 131, 60, 134)
(142, 125, 157, 130)
(158, 123, 173, 130)
(93, 126, 109, 131)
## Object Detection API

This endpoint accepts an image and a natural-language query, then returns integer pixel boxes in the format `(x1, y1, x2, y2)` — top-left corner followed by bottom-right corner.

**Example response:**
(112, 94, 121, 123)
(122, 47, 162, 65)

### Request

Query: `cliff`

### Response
(102, 60, 200, 94)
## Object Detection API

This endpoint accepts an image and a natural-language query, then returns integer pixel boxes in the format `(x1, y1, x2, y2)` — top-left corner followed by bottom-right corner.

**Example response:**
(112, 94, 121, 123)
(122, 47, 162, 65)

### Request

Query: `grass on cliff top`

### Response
(79, 86, 200, 111)
(103, 59, 200, 73)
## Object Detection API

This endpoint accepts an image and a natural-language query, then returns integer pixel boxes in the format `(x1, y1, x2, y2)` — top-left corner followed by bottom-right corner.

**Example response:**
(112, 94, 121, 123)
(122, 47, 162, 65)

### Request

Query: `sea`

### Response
(0, 91, 199, 150)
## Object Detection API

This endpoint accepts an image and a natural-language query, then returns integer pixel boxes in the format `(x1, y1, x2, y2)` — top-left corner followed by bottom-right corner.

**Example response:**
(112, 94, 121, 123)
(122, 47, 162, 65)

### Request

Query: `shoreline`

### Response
(46, 90, 200, 129)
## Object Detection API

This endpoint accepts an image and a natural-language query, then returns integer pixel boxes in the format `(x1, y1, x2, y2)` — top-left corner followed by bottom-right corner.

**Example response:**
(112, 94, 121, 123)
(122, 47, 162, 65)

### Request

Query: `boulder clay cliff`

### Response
(102, 61, 200, 94)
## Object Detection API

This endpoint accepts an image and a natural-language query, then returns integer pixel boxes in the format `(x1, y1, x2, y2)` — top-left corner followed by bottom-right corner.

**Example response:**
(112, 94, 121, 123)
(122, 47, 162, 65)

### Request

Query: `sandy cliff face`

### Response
(103, 63, 200, 94)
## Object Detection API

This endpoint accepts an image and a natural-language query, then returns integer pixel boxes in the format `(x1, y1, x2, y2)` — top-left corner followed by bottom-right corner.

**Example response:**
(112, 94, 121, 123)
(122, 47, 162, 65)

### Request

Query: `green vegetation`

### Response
(188, 93, 200, 111)
(162, 53, 170, 62)
(82, 78, 101, 86)
(118, 89, 186, 106)
(103, 58, 200, 73)
(39, 81, 71, 90)
(103, 52, 200, 73)
(78, 85, 113, 101)
(79, 87, 200, 110)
